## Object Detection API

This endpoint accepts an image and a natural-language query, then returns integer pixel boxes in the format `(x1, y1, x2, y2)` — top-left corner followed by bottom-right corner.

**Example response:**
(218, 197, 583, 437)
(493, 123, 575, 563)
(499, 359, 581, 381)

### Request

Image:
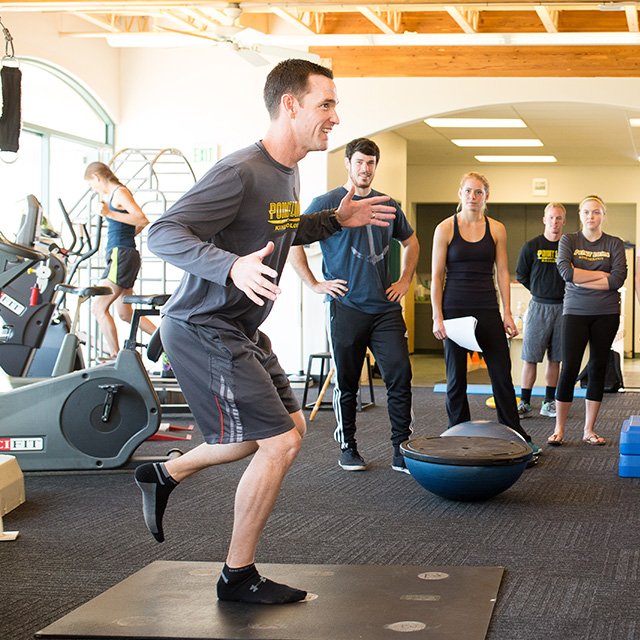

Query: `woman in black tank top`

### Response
(430, 172, 539, 453)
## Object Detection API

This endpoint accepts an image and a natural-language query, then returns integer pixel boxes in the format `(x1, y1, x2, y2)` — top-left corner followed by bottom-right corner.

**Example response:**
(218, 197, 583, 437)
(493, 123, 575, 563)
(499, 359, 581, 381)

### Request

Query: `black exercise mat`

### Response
(36, 561, 503, 640)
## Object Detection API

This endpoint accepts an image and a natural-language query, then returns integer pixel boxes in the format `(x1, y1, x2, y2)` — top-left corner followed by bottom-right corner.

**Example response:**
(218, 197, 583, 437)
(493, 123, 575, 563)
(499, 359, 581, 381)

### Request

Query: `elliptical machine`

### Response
(0, 236, 165, 472)
(27, 199, 105, 377)
(0, 196, 66, 376)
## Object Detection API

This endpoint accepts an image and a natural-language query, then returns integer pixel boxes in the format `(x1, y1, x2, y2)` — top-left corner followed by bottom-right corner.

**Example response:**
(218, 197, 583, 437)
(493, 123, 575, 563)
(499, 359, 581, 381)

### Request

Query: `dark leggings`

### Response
(443, 308, 530, 442)
(556, 314, 619, 403)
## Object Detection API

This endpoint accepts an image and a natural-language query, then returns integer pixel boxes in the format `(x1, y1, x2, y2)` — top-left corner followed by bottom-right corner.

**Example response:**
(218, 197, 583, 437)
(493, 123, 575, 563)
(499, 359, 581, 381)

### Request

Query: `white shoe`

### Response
(540, 400, 556, 418)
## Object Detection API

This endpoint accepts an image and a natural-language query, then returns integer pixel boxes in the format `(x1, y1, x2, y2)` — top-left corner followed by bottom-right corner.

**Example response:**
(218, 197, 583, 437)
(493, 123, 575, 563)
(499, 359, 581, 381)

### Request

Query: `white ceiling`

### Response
(394, 102, 640, 167)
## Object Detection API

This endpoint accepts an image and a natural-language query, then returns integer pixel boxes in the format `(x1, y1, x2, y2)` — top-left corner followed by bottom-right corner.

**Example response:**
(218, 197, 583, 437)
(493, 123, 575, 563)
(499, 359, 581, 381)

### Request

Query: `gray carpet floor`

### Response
(1, 385, 639, 640)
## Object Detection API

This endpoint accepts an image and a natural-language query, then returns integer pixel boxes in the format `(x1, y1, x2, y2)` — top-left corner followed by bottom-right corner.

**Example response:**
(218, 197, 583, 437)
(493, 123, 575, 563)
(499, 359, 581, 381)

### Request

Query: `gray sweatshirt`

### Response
(557, 231, 627, 316)
(148, 142, 341, 336)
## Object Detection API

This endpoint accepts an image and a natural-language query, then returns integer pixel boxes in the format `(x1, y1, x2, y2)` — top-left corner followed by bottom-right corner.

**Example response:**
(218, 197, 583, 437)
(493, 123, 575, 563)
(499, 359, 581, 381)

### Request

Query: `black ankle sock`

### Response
(134, 462, 178, 543)
(521, 388, 532, 404)
(545, 386, 556, 403)
(217, 563, 307, 604)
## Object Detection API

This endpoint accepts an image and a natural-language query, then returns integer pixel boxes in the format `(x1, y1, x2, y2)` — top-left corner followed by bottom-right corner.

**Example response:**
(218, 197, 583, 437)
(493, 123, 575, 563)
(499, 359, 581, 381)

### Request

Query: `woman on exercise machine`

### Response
(84, 161, 156, 359)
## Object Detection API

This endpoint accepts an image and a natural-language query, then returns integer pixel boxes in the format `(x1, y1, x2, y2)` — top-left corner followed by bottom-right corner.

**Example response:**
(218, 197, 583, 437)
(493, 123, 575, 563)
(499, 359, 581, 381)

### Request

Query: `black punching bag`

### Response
(0, 65, 21, 153)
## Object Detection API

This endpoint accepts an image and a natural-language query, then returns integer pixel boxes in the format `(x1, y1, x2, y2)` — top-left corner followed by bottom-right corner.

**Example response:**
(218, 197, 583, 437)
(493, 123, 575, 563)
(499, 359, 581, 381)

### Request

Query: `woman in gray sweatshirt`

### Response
(548, 195, 627, 447)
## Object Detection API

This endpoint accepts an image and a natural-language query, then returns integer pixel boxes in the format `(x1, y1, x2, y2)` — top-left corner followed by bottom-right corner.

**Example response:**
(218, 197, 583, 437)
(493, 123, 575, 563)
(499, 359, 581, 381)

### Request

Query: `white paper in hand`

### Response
(443, 316, 481, 352)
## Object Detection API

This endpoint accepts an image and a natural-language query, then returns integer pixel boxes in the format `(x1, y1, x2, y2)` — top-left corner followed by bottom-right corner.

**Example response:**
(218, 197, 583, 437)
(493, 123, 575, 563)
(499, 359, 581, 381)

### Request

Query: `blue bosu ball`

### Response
(401, 435, 532, 502)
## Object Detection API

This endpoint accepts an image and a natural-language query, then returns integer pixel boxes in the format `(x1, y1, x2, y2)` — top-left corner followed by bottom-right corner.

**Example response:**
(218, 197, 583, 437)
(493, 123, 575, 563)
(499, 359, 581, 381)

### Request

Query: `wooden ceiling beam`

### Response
(535, 6, 559, 33)
(160, 9, 200, 32)
(625, 7, 639, 32)
(271, 7, 317, 34)
(356, 6, 396, 34)
(313, 44, 640, 76)
(445, 6, 479, 33)
(71, 11, 120, 32)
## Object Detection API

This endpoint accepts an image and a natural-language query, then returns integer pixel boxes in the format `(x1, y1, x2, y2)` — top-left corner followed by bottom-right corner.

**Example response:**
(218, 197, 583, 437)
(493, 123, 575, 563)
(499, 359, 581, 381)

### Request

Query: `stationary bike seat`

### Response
(55, 284, 113, 297)
(123, 294, 171, 307)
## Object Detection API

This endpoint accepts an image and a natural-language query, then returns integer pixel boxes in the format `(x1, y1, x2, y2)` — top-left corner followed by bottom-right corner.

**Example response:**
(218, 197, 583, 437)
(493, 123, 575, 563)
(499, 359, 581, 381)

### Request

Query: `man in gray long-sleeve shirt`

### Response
(134, 59, 396, 605)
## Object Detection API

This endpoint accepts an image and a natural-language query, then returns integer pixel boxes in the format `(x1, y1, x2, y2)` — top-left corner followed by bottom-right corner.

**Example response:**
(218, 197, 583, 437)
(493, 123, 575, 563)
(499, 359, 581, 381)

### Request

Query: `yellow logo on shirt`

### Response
(573, 249, 610, 262)
(268, 201, 300, 232)
(537, 249, 557, 263)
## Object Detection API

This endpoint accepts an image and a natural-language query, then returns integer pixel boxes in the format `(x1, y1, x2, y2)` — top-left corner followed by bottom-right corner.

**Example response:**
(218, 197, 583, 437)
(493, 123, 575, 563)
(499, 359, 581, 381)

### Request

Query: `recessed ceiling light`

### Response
(475, 155, 557, 163)
(630, 118, 640, 127)
(425, 118, 527, 128)
(452, 139, 543, 147)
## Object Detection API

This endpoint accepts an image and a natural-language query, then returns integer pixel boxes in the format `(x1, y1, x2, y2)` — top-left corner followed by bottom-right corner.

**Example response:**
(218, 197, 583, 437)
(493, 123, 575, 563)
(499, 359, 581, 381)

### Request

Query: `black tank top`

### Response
(443, 214, 499, 310)
(105, 186, 136, 252)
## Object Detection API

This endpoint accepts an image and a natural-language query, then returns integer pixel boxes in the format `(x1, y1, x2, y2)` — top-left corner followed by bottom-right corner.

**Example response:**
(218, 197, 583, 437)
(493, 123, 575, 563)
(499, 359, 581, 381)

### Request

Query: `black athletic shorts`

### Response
(102, 247, 141, 289)
(160, 316, 300, 444)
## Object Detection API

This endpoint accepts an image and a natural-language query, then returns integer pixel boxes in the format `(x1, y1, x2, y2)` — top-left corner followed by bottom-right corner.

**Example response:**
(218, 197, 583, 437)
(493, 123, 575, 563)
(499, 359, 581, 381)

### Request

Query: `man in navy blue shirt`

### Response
(290, 138, 419, 473)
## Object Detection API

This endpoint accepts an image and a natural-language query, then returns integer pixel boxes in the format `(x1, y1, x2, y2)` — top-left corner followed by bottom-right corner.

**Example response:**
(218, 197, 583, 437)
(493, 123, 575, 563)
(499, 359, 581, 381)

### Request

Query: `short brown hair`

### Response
(263, 59, 333, 120)
(345, 138, 380, 164)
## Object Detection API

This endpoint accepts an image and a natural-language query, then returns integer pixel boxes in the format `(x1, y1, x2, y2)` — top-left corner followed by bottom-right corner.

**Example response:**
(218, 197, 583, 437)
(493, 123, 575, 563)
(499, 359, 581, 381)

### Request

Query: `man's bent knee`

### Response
(261, 428, 302, 467)
(290, 410, 307, 438)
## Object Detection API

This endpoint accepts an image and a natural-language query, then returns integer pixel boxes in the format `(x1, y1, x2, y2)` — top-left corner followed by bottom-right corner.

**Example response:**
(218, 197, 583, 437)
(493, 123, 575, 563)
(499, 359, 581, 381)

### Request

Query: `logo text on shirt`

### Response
(268, 201, 300, 232)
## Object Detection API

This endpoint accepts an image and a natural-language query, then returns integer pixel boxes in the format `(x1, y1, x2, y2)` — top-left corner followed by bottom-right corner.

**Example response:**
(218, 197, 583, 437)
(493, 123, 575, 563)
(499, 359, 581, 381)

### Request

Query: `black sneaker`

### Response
(338, 447, 367, 471)
(391, 454, 410, 475)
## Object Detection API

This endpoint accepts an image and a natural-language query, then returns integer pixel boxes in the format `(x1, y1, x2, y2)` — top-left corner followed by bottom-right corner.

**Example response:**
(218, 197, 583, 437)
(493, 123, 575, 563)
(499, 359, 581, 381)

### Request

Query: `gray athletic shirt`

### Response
(148, 142, 341, 336)
(556, 231, 627, 316)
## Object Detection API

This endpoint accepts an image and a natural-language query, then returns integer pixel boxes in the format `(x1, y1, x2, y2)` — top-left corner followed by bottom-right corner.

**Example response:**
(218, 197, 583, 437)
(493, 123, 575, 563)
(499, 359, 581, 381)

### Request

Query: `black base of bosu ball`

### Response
(401, 435, 532, 501)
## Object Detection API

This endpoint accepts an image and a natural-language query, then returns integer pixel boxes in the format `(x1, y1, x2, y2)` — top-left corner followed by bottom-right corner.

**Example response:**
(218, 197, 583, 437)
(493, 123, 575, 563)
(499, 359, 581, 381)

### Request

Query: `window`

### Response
(0, 58, 113, 234)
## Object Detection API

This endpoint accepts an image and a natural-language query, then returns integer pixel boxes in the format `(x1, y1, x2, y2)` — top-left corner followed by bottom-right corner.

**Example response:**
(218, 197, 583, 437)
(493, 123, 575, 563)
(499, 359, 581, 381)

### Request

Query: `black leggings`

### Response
(443, 308, 530, 442)
(556, 314, 619, 403)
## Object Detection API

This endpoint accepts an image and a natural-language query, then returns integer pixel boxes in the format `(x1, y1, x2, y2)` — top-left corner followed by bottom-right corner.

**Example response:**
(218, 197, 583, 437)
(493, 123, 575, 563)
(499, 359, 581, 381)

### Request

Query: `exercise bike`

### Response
(0, 238, 172, 472)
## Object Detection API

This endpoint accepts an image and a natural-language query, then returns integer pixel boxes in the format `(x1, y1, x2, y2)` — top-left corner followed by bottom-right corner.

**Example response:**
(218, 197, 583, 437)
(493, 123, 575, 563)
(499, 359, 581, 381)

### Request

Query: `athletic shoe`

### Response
(517, 401, 533, 418)
(338, 447, 367, 471)
(540, 400, 557, 418)
(392, 454, 410, 475)
(528, 442, 542, 456)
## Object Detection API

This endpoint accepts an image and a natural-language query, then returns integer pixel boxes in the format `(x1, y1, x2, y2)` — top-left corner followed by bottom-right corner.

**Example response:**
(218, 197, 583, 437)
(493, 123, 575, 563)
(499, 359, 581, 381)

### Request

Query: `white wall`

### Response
(8, 13, 120, 120)
(115, 47, 271, 167)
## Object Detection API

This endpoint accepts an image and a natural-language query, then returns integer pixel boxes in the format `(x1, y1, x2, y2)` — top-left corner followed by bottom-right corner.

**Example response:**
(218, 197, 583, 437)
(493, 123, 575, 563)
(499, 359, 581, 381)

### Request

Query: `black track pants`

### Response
(328, 301, 414, 450)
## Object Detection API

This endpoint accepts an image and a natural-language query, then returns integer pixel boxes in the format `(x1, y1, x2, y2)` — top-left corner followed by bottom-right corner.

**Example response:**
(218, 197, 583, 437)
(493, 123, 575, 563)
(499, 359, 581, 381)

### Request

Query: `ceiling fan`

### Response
(108, 2, 320, 66)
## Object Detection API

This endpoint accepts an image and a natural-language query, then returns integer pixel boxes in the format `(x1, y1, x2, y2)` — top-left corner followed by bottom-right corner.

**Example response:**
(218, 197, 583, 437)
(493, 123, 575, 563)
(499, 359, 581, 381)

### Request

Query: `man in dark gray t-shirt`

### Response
(134, 59, 396, 606)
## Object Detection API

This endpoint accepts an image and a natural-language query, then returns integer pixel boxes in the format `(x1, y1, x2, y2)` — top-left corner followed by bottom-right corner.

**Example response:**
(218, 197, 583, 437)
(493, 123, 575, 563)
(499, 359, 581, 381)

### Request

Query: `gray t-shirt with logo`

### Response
(148, 142, 340, 336)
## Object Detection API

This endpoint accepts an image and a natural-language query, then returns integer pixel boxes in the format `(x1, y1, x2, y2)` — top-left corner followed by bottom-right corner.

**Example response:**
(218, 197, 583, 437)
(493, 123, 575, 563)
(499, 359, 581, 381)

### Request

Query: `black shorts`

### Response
(160, 316, 300, 444)
(101, 247, 141, 289)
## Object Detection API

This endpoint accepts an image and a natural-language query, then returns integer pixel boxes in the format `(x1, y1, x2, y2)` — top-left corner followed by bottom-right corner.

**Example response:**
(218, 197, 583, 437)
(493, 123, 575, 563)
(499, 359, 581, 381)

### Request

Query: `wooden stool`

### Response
(301, 352, 375, 413)
(302, 352, 333, 411)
